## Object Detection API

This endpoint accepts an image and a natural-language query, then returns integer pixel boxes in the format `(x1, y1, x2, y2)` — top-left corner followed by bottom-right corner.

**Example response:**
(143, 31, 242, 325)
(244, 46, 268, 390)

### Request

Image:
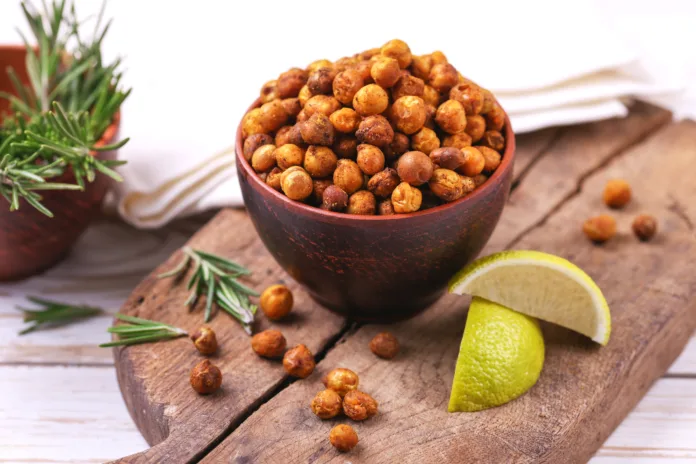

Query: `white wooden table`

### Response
(0, 212, 694, 464)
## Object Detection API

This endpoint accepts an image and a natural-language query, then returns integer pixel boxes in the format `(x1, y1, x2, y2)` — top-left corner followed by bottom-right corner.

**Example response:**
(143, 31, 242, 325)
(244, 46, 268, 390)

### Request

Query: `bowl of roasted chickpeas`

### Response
(236, 39, 515, 322)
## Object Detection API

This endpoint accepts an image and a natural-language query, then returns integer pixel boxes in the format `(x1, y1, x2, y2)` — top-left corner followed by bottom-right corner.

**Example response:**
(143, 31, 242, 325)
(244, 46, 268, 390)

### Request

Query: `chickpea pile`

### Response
(241, 39, 506, 215)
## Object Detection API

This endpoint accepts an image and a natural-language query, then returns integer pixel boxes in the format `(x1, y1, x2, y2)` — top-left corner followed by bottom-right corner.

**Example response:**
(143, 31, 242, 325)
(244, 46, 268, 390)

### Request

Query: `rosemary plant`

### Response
(158, 247, 259, 335)
(0, 0, 130, 216)
(17, 296, 103, 334)
(100, 313, 188, 348)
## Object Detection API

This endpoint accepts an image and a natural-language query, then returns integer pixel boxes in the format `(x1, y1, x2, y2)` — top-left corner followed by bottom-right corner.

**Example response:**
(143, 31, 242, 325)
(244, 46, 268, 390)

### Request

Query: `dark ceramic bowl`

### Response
(236, 99, 515, 322)
(0, 45, 121, 281)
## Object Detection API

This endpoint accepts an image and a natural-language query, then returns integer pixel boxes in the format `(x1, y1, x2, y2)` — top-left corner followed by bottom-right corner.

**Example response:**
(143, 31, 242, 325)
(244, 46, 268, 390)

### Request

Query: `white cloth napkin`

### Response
(0, 0, 690, 228)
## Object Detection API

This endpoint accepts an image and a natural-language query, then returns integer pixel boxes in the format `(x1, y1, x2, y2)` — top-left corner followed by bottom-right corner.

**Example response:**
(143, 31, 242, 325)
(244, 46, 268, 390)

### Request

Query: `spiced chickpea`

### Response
(280, 98, 302, 119)
(257, 171, 268, 182)
(347, 190, 376, 215)
(333, 69, 364, 105)
(384, 132, 410, 159)
(322, 185, 349, 212)
(323, 368, 359, 397)
(411, 54, 433, 80)
(274, 126, 293, 147)
(312, 179, 334, 204)
(583, 215, 617, 243)
(191, 326, 218, 355)
(356, 115, 394, 147)
(435, 100, 467, 134)
(472, 173, 488, 187)
(335, 56, 358, 72)
(333, 159, 364, 194)
(301, 113, 335, 146)
(480, 130, 505, 152)
(359, 47, 381, 60)
(343, 390, 378, 421)
(353, 84, 389, 116)
(305, 95, 342, 118)
(632, 214, 657, 241)
(251, 329, 287, 358)
(369, 332, 400, 359)
(459, 146, 486, 177)
(422, 85, 440, 107)
(304, 146, 338, 178)
(330, 425, 359, 452)
(260, 79, 278, 103)
(356, 144, 385, 175)
(333, 134, 358, 159)
(478, 146, 501, 172)
(429, 147, 466, 171)
(307, 59, 333, 74)
(283, 344, 315, 378)
(243, 134, 273, 161)
(429, 168, 465, 202)
(276, 68, 308, 98)
(380, 39, 412, 68)
(396, 151, 434, 185)
(296, 109, 309, 123)
(281, 167, 313, 201)
(298, 85, 312, 106)
(464, 115, 486, 142)
(371, 57, 401, 88)
(603, 179, 632, 209)
(392, 75, 425, 100)
(367, 168, 399, 197)
(390, 96, 427, 135)
(411, 127, 440, 155)
(391, 182, 422, 213)
(442, 133, 473, 149)
(485, 102, 506, 131)
(352, 60, 374, 83)
(242, 108, 265, 138)
(378, 199, 395, 215)
(428, 63, 458, 93)
(431, 50, 448, 65)
(423, 104, 437, 129)
(190, 359, 222, 395)
(330, 108, 361, 133)
(311, 389, 343, 419)
(266, 167, 283, 191)
(275, 144, 305, 170)
(449, 83, 484, 115)
(251, 145, 276, 173)
(287, 124, 304, 146)
(480, 88, 495, 114)
(307, 67, 337, 95)
(460, 175, 476, 195)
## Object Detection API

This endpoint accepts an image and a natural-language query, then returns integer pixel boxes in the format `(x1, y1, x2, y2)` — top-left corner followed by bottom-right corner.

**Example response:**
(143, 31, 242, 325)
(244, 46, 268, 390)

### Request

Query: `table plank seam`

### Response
(510, 128, 563, 191)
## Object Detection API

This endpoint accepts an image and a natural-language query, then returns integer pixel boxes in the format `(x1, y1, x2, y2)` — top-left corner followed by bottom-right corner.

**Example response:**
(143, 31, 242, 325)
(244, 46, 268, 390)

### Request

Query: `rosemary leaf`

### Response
(100, 313, 187, 348)
(17, 296, 103, 335)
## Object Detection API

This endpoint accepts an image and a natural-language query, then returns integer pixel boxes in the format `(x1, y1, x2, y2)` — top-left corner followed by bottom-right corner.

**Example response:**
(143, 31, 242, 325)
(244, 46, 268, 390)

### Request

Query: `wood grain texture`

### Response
(201, 120, 696, 463)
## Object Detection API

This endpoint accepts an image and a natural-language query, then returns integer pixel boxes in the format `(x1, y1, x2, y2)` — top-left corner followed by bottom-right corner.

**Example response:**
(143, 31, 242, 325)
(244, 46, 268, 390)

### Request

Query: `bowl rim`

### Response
(236, 97, 515, 223)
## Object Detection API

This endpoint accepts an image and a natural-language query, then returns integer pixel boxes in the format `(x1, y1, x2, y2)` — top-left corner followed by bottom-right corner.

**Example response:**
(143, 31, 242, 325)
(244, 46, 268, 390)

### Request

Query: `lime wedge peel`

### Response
(448, 250, 611, 345)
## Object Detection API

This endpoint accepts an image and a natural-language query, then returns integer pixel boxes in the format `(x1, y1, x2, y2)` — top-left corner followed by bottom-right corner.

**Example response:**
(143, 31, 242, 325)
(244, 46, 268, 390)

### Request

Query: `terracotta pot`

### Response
(0, 45, 122, 281)
(236, 97, 516, 322)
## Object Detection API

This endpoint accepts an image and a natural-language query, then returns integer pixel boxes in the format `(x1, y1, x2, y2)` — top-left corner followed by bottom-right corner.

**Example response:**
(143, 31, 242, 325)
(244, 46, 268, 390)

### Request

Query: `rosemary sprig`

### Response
(17, 296, 103, 335)
(158, 247, 259, 335)
(100, 313, 188, 348)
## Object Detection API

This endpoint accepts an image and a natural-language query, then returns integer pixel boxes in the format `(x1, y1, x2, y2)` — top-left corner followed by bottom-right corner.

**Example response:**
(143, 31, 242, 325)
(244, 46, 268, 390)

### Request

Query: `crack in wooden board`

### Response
(201, 118, 696, 463)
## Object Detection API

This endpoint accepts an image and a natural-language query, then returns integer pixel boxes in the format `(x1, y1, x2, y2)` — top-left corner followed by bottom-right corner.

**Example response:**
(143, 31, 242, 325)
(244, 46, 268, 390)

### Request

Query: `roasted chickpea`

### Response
(281, 167, 313, 201)
(423, 103, 437, 129)
(603, 179, 632, 209)
(632, 214, 658, 241)
(480, 88, 496, 114)
(353, 84, 389, 116)
(335, 56, 358, 72)
(191, 326, 218, 355)
(384, 132, 410, 159)
(274, 126, 293, 147)
(359, 47, 381, 60)
(449, 83, 484, 115)
(307, 59, 333, 74)
(583, 214, 617, 243)
(280, 98, 302, 119)
(429, 63, 459, 93)
(479, 130, 505, 152)
(429, 147, 467, 171)
(298, 85, 312, 106)
(286, 124, 304, 146)
(323, 367, 360, 398)
(307, 67, 337, 95)
(410, 127, 440, 155)
(356, 144, 385, 175)
(242, 108, 265, 138)
(301, 113, 335, 146)
(330, 424, 359, 452)
(431, 50, 448, 65)
(371, 56, 401, 88)
(346, 190, 376, 215)
(429, 168, 465, 202)
(260, 79, 278, 103)
(459, 146, 486, 177)
(485, 102, 506, 131)
(266, 167, 283, 191)
(311, 389, 343, 419)
(277, 68, 308, 98)
(369, 332, 400, 359)
(391, 182, 422, 213)
(250, 329, 287, 358)
(397, 151, 434, 185)
(378, 199, 395, 215)
(352, 60, 374, 83)
(251, 145, 277, 173)
(367, 167, 399, 197)
(322, 185, 349, 212)
(472, 173, 488, 187)
(435, 100, 467, 134)
(381, 39, 412, 68)
(305, 95, 342, 118)
(311, 179, 333, 204)
(296, 109, 309, 123)
(257, 171, 269, 182)
(411, 54, 433, 80)
(330, 69, 363, 105)
(333, 159, 364, 194)
(260, 284, 294, 320)
(464, 115, 486, 142)
(333, 134, 358, 159)
(442, 133, 473, 149)
(392, 75, 425, 100)
(259, 100, 288, 132)
(478, 146, 501, 172)
(190, 359, 222, 395)
(304, 146, 338, 178)
(460, 175, 476, 194)
(356, 115, 394, 147)
(275, 144, 305, 170)
(343, 390, 378, 421)
(390, 96, 427, 135)
(422, 85, 440, 107)
(330, 108, 361, 133)
(283, 344, 315, 378)
(243, 134, 273, 161)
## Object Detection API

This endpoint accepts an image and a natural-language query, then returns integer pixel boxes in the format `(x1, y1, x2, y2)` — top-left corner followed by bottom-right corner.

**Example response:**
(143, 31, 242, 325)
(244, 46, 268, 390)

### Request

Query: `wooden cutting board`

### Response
(110, 103, 696, 464)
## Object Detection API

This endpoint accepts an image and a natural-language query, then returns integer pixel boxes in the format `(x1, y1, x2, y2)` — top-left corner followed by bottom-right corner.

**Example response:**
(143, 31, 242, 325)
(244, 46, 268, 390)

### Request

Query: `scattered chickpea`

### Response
(333, 69, 364, 105)
(429, 147, 467, 171)
(371, 56, 401, 88)
(356, 115, 394, 148)
(391, 182, 423, 213)
(260, 284, 294, 320)
(330, 108, 361, 133)
(369, 332, 400, 359)
(356, 144, 385, 175)
(410, 127, 440, 155)
(191, 326, 218, 355)
(304, 95, 342, 118)
(343, 390, 378, 421)
(276, 68, 308, 98)
(323, 367, 360, 397)
(251, 145, 277, 173)
(304, 146, 338, 178)
(391, 96, 427, 134)
(353, 84, 389, 116)
(459, 146, 486, 177)
(333, 134, 358, 159)
(330, 424, 359, 452)
(308, 67, 337, 95)
(603, 179, 632, 209)
(367, 168, 400, 198)
(333, 159, 365, 194)
(283, 344, 316, 378)
(435, 100, 467, 134)
(190, 359, 222, 395)
(429, 168, 465, 202)
(251, 329, 287, 358)
(397, 151, 434, 186)
(243, 134, 273, 161)
(479, 130, 505, 152)
(632, 214, 658, 241)
(392, 75, 425, 100)
(281, 167, 313, 201)
(347, 190, 377, 215)
(464, 115, 486, 142)
(322, 185, 349, 212)
(478, 146, 501, 172)
(275, 144, 305, 170)
(378, 199, 396, 215)
(449, 83, 484, 115)
(381, 39, 412, 68)
(301, 113, 335, 146)
(311, 389, 343, 419)
(583, 214, 617, 243)
(429, 63, 458, 93)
